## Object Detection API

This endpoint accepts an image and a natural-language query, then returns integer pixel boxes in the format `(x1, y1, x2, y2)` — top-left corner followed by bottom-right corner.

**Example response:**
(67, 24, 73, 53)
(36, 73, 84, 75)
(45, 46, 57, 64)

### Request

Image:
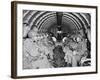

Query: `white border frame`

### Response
(15, 2, 97, 77)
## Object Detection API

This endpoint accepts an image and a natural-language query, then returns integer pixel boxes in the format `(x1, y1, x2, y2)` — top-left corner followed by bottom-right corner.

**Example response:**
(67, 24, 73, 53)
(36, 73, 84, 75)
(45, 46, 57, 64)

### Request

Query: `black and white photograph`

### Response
(11, 1, 97, 78)
(23, 10, 91, 69)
